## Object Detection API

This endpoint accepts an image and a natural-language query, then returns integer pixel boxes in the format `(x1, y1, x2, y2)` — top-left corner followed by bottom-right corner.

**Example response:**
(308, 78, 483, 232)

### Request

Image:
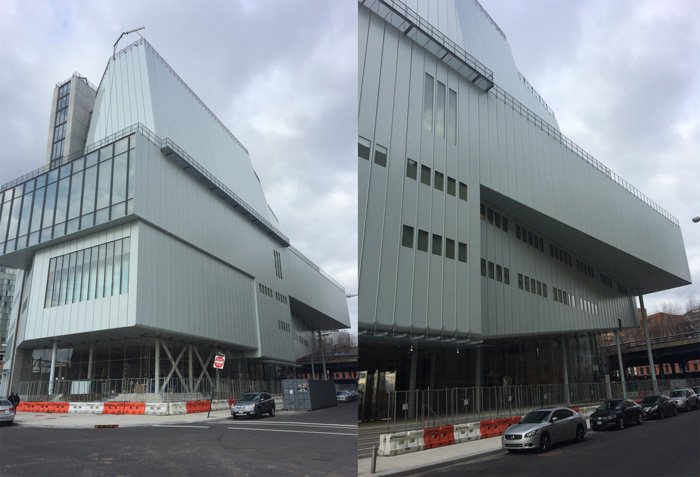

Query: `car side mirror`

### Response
(551, 417, 558, 422)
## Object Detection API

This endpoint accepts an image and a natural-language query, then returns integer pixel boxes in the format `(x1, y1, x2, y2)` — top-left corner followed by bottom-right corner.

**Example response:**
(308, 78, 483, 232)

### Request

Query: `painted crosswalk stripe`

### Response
(227, 427, 356, 436)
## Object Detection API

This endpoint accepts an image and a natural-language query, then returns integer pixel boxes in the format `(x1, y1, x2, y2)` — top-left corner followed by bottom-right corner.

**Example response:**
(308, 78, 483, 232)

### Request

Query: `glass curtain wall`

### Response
(0, 134, 135, 255)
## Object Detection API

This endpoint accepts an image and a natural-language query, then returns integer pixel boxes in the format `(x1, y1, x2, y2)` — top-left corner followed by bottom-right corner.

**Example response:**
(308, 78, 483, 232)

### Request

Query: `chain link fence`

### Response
(378, 378, 700, 432)
(16, 377, 282, 402)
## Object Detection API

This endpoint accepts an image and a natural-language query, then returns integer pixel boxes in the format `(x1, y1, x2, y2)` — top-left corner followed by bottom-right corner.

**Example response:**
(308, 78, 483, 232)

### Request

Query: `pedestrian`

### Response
(13, 392, 21, 408)
(8, 392, 17, 407)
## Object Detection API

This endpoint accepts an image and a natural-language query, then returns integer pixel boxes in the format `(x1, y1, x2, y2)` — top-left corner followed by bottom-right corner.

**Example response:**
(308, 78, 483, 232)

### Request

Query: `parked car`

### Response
(231, 392, 275, 419)
(590, 399, 642, 430)
(501, 407, 586, 453)
(692, 386, 700, 397)
(668, 388, 698, 412)
(639, 395, 677, 419)
(336, 391, 356, 402)
(0, 399, 16, 425)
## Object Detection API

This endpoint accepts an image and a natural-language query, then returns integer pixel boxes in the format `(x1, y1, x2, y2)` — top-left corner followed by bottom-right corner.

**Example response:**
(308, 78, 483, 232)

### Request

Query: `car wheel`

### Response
(684, 402, 689, 412)
(232, 415, 238, 420)
(673, 406, 677, 416)
(539, 433, 551, 453)
(575, 425, 585, 443)
(637, 414, 643, 426)
(659, 408, 665, 419)
(617, 417, 625, 430)
(269, 406, 275, 417)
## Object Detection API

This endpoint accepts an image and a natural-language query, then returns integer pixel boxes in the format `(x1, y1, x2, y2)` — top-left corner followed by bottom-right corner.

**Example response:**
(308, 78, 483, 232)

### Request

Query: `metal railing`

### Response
(376, 378, 700, 432)
(17, 377, 283, 403)
(599, 330, 700, 352)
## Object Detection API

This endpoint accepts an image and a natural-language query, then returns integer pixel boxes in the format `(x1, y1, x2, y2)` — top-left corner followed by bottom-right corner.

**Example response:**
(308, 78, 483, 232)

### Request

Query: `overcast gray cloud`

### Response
(481, 0, 700, 313)
(0, 0, 357, 329)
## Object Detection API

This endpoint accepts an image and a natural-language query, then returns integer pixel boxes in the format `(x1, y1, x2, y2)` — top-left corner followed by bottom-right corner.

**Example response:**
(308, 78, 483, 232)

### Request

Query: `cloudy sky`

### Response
(0, 1, 358, 329)
(480, 0, 700, 314)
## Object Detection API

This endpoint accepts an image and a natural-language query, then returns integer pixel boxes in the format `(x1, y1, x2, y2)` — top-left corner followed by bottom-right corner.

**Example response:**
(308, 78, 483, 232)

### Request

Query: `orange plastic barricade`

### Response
(15, 402, 31, 412)
(123, 402, 146, 415)
(103, 402, 126, 415)
(479, 419, 502, 439)
(48, 402, 69, 413)
(186, 400, 211, 414)
(423, 425, 455, 449)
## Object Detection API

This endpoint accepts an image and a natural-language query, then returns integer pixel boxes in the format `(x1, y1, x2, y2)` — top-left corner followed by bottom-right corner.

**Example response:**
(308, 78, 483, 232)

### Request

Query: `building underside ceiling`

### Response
(481, 186, 690, 296)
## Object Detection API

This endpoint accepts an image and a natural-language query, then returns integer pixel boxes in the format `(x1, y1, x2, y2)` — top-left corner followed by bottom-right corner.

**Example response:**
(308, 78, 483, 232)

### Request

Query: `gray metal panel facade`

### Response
(358, 0, 690, 338)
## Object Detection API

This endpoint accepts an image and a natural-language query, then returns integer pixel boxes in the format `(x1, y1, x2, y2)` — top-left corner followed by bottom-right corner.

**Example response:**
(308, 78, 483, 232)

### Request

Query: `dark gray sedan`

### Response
(502, 407, 587, 453)
(231, 392, 275, 419)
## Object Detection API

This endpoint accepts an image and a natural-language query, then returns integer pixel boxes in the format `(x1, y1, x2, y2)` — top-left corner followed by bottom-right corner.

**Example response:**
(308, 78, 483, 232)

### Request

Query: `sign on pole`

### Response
(213, 354, 226, 370)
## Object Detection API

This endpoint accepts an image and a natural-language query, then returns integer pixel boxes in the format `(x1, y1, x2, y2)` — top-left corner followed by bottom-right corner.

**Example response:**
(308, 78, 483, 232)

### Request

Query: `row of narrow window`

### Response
(406, 159, 468, 201)
(481, 259, 511, 285)
(618, 284, 628, 296)
(480, 204, 508, 232)
(551, 287, 598, 314)
(51, 81, 71, 163)
(423, 73, 458, 144)
(297, 335, 309, 347)
(44, 237, 130, 308)
(258, 282, 288, 306)
(550, 244, 573, 267)
(278, 320, 291, 332)
(358, 136, 388, 168)
(601, 274, 613, 288)
(402, 225, 467, 262)
(516, 224, 544, 253)
(576, 259, 595, 279)
(517, 273, 547, 298)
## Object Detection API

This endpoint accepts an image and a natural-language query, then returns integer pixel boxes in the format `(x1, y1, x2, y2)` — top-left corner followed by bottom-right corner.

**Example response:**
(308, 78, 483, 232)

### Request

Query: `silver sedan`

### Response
(502, 406, 587, 453)
(0, 399, 16, 425)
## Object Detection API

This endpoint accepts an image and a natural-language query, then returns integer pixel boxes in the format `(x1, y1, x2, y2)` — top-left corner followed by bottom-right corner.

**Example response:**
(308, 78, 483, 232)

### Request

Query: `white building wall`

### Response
(86, 40, 276, 226)
(21, 223, 137, 342)
(358, 0, 689, 338)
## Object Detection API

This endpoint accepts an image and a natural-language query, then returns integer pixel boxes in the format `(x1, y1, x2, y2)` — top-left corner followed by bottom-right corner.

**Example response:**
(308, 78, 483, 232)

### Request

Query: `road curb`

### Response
(369, 448, 503, 476)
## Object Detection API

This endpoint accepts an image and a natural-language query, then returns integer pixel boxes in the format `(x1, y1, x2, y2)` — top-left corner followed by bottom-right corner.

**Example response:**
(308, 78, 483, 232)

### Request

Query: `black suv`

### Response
(231, 392, 275, 419)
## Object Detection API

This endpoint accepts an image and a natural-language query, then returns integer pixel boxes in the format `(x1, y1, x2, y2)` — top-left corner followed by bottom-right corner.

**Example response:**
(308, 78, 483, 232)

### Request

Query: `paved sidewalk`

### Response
(358, 436, 503, 476)
(9, 408, 306, 429)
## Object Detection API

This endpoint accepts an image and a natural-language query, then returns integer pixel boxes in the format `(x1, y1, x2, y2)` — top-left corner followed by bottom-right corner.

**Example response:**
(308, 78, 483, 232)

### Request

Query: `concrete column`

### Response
(475, 347, 482, 413)
(310, 337, 316, 379)
(188, 344, 193, 392)
(429, 351, 436, 389)
(408, 343, 418, 417)
(318, 330, 328, 380)
(561, 336, 570, 405)
(155, 338, 161, 393)
(87, 343, 94, 381)
(615, 329, 627, 398)
(48, 341, 58, 395)
(639, 295, 659, 395)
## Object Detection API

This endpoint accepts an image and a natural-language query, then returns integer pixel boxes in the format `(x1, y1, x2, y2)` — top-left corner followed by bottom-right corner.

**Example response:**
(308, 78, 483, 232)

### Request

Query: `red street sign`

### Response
(213, 355, 226, 370)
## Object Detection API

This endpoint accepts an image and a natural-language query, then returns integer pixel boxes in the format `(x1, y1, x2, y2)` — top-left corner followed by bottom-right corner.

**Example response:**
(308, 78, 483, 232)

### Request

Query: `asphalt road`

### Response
(408, 408, 700, 477)
(0, 403, 358, 477)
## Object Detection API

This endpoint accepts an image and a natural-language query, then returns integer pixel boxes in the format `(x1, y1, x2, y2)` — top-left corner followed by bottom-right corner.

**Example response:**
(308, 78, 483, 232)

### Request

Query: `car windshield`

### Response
(669, 390, 684, 397)
(239, 393, 260, 402)
(521, 410, 551, 424)
(0, 400, 11, 406)
(598, 400, 623, 410)
(641, 396, 660, 404)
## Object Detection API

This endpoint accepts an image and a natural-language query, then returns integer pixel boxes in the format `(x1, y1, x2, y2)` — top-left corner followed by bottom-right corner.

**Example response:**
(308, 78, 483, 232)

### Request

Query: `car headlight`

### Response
(606, 415, 617, 420)
(650, 405, 658, 411)
(524, 430, 538, 438)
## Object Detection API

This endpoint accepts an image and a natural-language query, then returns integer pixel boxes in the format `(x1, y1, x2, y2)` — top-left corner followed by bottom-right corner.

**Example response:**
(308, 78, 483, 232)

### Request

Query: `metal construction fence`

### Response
(16, 377, 283, 402)
(378, 378, 700, 432)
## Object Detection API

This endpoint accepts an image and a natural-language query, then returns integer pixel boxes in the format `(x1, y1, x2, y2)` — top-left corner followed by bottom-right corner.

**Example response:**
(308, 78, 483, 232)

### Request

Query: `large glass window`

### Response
(44, 237, 130, 308)
(448, 88, 457, 144)
(435, 81, 446, 138)
(423, 73, 434, 132)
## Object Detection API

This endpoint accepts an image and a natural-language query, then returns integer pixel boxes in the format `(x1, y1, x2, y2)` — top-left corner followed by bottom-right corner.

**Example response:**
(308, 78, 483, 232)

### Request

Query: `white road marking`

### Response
(152, 425, 210, 429)
(226, 420, 356, 429)
(226, 427, 356, 436)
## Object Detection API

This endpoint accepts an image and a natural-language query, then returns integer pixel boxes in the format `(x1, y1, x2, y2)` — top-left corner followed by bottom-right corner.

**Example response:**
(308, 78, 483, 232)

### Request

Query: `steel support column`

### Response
(562, 336, 570, 405)
(615, 329, 627, 398)
(48, 341, 58, 395)
(639, 295, 659, 395)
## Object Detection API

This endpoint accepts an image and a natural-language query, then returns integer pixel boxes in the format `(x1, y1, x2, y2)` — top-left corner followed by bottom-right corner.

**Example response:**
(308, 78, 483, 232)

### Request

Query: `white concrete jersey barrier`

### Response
(168, 402, 187, 415)
(454, 422, 481, 443)
(211, 400, 230, 411)
(68, 402, 104, 414)
(578, 406, 598, 419)
(145, 403, 169, 415)
(378, 430, 425, 456)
